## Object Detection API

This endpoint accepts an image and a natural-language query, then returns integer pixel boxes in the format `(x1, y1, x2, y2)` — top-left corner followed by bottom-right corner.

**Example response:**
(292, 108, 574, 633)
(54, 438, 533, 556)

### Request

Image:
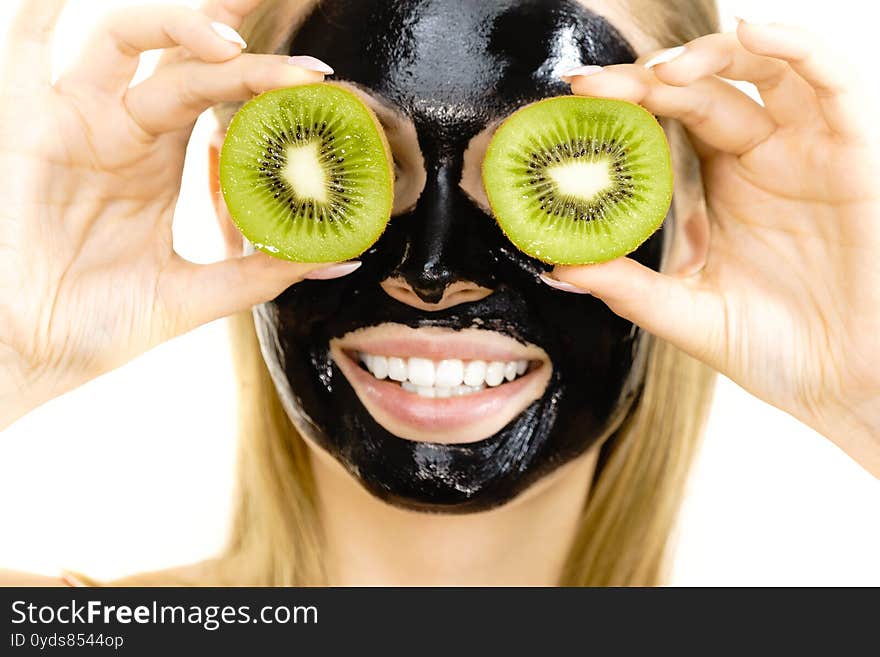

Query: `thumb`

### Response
(543, 257, 724, 364)
(159, 252, 362, 336)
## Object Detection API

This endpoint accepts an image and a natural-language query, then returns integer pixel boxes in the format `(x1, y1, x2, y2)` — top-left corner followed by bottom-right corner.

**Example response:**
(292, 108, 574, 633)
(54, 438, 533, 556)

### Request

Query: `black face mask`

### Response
(253, 0, 668, 512)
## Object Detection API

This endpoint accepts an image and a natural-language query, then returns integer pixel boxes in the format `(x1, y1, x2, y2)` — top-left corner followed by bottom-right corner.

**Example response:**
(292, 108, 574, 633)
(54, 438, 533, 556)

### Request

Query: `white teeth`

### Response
(435, 359, 464, 387)
(388, 356, 407, 382)
(416, 385, 436, 398)
(401, 382, 486, 398)
(370, 355, 389, 380)
(453, 384, 486, 396)
(485, 361, 505, 387)
(356, 352, 532, 394)
(407, 357, 435, 387)
(463, 360, 487, 387)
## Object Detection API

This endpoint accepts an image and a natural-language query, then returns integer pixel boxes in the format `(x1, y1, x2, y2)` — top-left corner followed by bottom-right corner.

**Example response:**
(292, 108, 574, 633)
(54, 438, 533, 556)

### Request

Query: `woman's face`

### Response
(252, 0, 668, 512)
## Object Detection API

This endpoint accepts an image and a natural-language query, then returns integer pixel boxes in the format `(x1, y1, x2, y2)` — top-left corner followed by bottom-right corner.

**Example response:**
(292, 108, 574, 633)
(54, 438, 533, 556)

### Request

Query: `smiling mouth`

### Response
(354, 351, 536, 397)
(330, 324, 553, 444)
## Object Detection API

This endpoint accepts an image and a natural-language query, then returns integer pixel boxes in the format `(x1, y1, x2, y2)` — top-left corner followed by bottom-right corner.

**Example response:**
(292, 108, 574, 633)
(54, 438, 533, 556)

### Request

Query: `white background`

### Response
(0, 0, 877, 586)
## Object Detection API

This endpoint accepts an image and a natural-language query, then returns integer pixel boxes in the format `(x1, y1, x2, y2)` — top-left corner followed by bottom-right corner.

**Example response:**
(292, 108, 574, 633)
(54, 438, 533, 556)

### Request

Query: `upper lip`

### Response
(329, 322, 549, 363)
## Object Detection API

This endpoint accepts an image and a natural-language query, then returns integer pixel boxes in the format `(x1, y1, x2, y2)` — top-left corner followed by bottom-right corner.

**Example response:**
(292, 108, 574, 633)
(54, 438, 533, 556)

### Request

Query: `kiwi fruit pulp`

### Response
(482, 96, 673, 265)
(220, 83, 394, 263)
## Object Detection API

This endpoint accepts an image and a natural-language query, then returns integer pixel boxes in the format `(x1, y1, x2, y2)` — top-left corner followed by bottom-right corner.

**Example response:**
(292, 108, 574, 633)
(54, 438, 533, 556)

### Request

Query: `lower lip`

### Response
(333, 349, 548, 443)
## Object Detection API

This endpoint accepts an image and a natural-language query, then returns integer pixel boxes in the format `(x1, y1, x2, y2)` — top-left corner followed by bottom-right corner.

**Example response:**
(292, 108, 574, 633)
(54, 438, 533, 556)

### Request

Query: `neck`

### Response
(311, 447, 599, 586)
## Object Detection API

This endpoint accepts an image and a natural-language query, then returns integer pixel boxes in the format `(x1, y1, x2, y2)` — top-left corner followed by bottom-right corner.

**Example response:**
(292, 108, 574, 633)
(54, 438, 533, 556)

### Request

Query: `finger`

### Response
(156, 0, 264, 68)
(3, 0, 67, 88)
(59, 5, 247, 95)
(568, 64, 776, 156)
(641, 32, 821, 128)
(198, 0, 265, 28)
(542, 259, 724, 367)
(125, 54, 328, 136)
(159, 253, 361, 334)
(735, 20, 865, 138)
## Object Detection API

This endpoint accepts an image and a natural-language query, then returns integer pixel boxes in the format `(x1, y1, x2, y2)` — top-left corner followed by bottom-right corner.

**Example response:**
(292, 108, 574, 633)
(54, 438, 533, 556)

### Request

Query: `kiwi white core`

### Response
(282, 141, 328, 203)
(546, 159, 612, 202)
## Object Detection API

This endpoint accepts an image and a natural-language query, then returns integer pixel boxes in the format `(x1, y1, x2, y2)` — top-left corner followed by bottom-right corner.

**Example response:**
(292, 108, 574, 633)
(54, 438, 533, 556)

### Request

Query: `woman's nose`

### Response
(389, 158, 497, 304)
(380, 276, 492, 311)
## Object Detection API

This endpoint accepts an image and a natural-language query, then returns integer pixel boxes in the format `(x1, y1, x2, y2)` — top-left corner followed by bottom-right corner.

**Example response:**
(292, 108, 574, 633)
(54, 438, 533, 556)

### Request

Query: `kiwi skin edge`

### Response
(322, 81, 396, 196)
(220, 82, 396, 263)
(481, 95, 674, 266)
(324, 81, 396, 260)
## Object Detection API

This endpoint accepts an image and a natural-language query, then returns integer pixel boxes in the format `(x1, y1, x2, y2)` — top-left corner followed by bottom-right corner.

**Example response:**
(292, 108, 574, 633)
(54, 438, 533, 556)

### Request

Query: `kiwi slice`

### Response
(220, 83, 394, 262)
(482, 96, 673, 265)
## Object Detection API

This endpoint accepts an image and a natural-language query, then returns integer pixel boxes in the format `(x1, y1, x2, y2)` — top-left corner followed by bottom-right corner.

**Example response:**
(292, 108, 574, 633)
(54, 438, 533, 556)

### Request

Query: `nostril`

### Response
(388, 280, 433, 303)
(412, 284, 446, 305)
(380, 277, 492, 311)
(401, 266, 449, 304)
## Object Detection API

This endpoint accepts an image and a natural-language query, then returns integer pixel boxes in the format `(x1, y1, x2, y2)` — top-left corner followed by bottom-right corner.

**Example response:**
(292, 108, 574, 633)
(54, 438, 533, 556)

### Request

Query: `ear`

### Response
(666, 196, 710, 277)
(209, 131, 244, 257)
(664, 125, 710, 277)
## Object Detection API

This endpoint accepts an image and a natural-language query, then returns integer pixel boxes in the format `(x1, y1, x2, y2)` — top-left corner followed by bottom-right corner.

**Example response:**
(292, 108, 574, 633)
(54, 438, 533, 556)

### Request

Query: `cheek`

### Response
(252, 298, 335, 417)
(506, 222, 668, 394)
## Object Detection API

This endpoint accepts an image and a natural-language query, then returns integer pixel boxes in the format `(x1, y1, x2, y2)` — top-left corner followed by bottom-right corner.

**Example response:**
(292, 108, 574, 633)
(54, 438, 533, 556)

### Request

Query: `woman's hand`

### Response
(0, 0, 345, 429)
(552, 20, 880, 476)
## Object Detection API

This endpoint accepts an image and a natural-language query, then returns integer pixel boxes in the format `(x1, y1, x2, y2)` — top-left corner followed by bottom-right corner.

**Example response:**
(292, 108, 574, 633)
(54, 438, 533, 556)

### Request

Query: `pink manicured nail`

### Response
(539, 273, 590, 295)
(560, 65, 603, 81)
(211, 22, 247, 48)
(288, 55, 335, 75)
(644, 46, 686, 69)
(305, 261, 362, 280)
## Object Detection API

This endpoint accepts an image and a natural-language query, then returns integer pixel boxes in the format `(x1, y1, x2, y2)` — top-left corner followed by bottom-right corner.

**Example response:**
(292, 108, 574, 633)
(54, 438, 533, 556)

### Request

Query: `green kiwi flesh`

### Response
(220, 84, 393, 263)
(482, 96, 673, 265)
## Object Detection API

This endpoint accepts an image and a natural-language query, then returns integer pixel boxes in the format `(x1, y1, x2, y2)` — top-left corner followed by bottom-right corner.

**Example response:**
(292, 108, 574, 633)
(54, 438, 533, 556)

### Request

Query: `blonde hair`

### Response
(111, 0, 718, 587)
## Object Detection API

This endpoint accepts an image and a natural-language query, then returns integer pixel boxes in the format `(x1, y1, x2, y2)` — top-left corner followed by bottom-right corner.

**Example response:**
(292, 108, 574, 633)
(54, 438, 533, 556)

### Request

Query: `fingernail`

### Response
(644, 46, 686, 69)
(288, 55, 334, 75)
(539, 273, 590, 295)
(560, 65, 603, 81)
(304, 261, 362, 280)
(211, 21, 247, 48)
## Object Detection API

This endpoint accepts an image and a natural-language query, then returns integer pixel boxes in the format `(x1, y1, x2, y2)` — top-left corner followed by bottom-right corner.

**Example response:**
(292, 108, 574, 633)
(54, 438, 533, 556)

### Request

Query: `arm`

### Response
(0, 0, 355, 581)
(553, 20, 880, 476)
(0, 0, 349, 433)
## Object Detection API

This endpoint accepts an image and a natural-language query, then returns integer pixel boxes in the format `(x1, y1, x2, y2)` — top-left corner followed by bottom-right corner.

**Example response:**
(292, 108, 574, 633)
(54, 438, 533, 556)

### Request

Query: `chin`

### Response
(271, 342, 635, 514)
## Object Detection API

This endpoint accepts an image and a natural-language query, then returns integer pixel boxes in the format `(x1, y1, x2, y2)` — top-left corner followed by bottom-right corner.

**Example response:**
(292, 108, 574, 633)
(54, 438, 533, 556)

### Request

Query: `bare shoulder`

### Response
(103, 558, 229, 587)
(2, 558, 239, 587)
(0, 569, 66, 587)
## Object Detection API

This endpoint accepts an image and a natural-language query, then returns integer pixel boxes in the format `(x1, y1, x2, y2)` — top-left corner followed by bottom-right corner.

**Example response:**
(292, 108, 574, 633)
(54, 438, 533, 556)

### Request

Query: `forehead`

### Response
(291, 0, 636, 132)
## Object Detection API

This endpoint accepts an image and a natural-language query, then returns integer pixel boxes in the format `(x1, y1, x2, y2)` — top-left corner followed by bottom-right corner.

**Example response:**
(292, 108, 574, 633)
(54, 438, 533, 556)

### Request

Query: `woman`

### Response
(0, 0, 876, 586)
